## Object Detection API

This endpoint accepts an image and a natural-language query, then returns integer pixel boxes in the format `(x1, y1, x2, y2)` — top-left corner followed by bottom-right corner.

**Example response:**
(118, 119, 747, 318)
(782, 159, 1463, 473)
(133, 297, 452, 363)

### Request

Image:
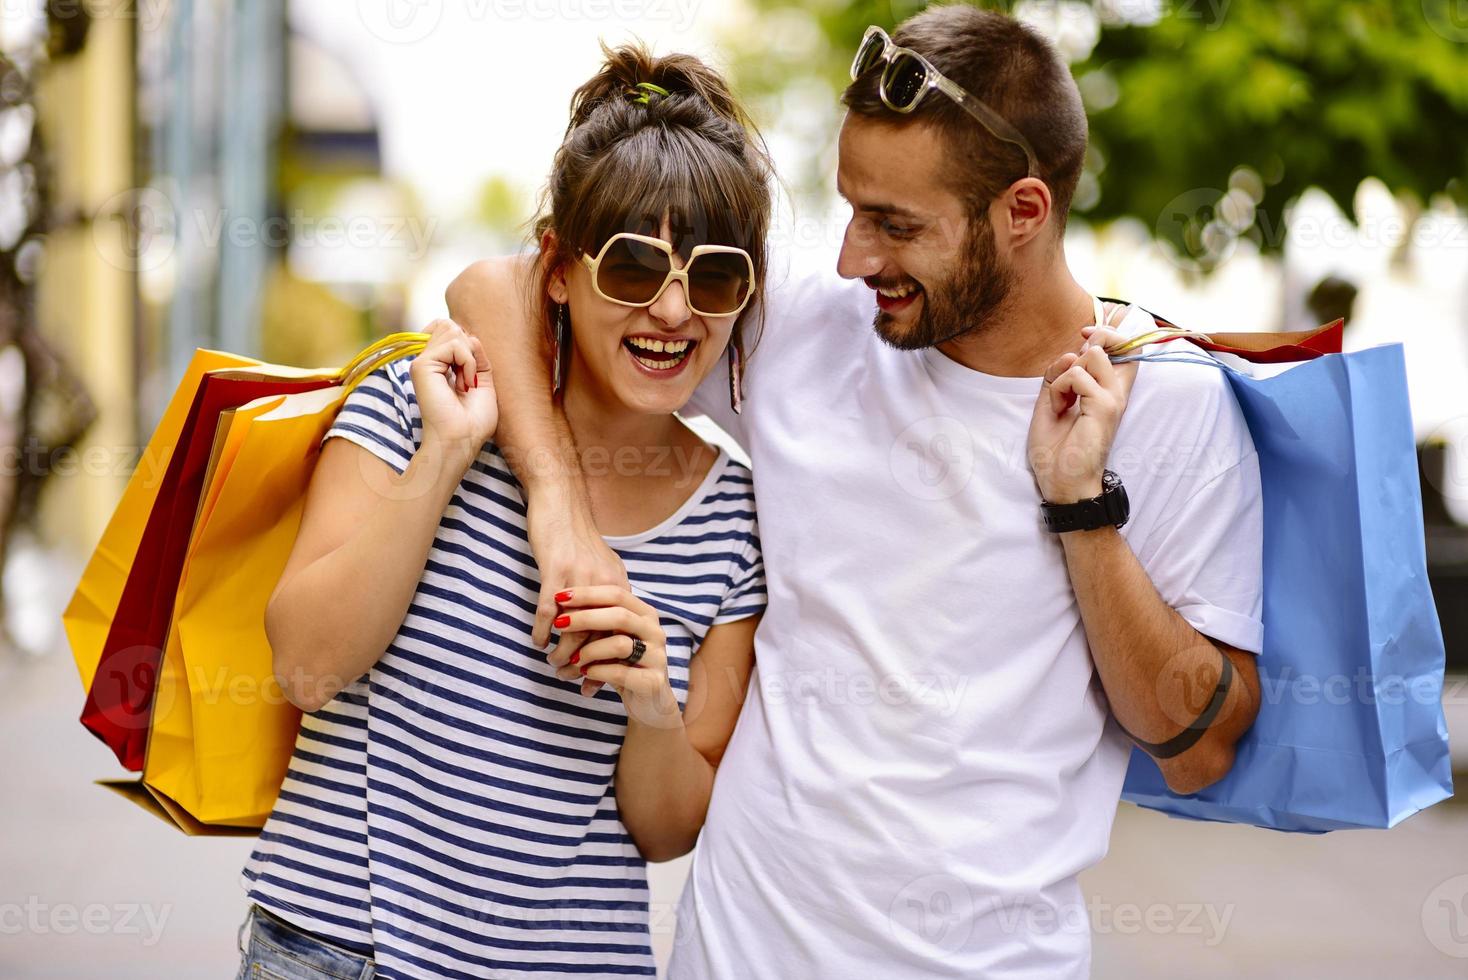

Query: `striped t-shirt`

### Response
(241, 357, 765, 979)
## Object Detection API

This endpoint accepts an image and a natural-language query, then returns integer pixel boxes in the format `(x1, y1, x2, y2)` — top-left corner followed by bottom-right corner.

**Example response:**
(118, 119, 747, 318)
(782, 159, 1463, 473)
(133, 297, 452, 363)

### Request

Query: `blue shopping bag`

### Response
(1116, 327, 1453, 833)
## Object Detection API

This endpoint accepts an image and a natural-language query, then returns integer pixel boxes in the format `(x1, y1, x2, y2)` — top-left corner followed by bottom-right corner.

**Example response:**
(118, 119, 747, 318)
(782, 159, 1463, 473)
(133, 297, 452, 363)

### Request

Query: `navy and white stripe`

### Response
(242, 357, 765, 979)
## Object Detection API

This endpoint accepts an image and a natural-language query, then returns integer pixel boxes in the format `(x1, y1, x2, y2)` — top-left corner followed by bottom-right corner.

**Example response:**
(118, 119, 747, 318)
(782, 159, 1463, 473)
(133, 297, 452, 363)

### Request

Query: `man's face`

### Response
(836, 114, 1016, 350)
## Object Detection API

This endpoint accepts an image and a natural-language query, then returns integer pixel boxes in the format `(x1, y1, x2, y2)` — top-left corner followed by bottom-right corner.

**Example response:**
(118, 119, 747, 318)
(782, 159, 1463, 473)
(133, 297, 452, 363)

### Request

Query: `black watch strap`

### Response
(1120, 652, 1235, 761)
(1041, 470, 1129, 533)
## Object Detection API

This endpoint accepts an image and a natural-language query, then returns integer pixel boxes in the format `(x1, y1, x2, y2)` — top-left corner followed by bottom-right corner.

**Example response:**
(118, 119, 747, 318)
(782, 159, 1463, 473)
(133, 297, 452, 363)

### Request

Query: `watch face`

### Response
(1107, 477, 1130, 528)
(1102, 469, 1122, 493)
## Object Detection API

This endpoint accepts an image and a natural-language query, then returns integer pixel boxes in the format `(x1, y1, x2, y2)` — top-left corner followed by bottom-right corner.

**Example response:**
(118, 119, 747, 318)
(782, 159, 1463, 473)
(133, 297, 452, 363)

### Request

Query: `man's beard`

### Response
(873, 220, 1017, 351)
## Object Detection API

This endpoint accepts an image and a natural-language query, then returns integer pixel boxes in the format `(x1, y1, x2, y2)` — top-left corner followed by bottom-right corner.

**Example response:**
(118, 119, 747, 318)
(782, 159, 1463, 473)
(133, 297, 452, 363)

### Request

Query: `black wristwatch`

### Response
(1041, 469, 1130, 533)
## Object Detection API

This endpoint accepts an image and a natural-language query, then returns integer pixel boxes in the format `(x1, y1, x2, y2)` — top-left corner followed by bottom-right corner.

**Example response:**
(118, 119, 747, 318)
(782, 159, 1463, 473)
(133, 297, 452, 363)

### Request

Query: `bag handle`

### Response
(337, 331, 430, 397)
(339, 331, 430, 378)
(1096, 297, 1343, 363)
(1091, 296, 1215, 359)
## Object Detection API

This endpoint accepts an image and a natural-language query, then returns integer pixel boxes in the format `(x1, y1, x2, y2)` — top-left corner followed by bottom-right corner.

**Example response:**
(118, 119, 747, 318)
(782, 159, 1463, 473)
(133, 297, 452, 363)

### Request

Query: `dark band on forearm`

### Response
(1121, 652, 1235, 761)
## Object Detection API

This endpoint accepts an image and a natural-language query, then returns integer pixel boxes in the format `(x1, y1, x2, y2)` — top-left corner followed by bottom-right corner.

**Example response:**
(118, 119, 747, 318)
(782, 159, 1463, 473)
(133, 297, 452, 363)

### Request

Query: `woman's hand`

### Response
(548, 586, 681, 729)
(410, 318, 497, 468)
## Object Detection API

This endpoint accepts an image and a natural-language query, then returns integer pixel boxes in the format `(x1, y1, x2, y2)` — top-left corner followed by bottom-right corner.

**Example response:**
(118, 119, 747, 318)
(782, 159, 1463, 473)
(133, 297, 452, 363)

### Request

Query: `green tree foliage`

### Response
(723, 0, 1468, 269)
(1082, 0, 1468, 267)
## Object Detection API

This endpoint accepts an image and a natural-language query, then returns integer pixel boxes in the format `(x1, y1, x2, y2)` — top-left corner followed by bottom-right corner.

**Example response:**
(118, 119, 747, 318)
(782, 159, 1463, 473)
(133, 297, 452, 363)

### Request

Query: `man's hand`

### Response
(548, 585, 679, 726)
(529, 479, 629, 698)
(528, 494, 629, 650)
(1027, 325, 1138, 503)
(444, 258, 629, 666)
(1037, 318, 1262, 793)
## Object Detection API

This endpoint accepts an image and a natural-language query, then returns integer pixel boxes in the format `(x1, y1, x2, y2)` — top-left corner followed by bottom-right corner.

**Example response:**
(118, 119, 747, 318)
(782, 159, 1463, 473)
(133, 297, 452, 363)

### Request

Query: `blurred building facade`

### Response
(29, 0, 402, 561)
(32, 2, 136, 562)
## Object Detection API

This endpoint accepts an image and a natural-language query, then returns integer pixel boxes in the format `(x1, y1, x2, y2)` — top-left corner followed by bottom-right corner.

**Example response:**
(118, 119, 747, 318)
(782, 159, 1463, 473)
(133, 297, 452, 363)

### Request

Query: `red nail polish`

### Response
(554, 614, 571, 629)
(570, 652, 579, 664)
(554, 590, 573, 603)
(579, 665, 588, 675)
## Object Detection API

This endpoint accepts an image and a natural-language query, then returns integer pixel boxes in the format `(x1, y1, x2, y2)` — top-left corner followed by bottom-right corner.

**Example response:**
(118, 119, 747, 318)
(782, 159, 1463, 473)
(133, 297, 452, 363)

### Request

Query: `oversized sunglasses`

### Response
(851, 25, 1040, 180)
(579, 233, 756, 318)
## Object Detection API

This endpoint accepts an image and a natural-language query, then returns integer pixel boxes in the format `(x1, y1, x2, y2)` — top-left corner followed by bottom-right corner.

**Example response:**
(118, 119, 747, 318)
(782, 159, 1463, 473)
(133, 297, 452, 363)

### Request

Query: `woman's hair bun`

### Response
(567, 41, 748, 133)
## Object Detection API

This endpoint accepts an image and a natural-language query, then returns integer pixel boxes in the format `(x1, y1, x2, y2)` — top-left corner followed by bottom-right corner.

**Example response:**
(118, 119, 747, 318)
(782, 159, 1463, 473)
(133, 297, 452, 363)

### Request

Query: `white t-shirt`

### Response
(670, 271, 1263, 979)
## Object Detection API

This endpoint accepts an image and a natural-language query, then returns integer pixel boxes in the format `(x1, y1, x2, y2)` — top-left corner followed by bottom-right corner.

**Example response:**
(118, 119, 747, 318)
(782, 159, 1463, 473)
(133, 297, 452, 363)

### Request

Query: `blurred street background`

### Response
(1, 0, 1466, 976)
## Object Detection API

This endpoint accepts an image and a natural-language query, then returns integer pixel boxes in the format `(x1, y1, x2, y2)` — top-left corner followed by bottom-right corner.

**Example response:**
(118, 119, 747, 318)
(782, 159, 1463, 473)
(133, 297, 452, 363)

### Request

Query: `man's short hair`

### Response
(843, 4, 1088, 231)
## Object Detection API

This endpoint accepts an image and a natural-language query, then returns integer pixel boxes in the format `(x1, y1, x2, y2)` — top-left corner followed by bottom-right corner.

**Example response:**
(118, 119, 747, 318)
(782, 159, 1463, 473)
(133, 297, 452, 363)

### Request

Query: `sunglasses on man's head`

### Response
(580, 233, 756, 318)
(851, 25, 1041, 180)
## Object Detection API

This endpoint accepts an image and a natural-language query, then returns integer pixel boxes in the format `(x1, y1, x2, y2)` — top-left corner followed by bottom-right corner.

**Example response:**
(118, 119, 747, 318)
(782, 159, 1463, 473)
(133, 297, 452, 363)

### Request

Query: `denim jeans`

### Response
(235, 904, 375, 980)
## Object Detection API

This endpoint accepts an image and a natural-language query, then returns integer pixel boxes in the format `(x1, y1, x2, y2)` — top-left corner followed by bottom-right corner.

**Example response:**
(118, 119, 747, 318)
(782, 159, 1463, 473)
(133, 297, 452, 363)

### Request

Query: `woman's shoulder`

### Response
(384, 355, 416, 394)
(670, 422, 754, 508)
(713, 454, 755, 498)
(683, 450, 758, 544)
(353, 355, 420, 417)
(612, 444, 757, 551)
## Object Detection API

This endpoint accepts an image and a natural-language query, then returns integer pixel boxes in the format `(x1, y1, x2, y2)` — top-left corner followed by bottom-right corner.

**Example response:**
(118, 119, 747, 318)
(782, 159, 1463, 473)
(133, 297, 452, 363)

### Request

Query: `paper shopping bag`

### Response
(1114, 320, 1452, 832)
(76, 366, 336, 769)
(113, 334, 428, 830)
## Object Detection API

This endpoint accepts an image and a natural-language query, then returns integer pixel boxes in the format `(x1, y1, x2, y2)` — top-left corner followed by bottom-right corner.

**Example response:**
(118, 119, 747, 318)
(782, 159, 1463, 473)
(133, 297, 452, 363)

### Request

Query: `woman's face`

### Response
(551, 223, 743, 417)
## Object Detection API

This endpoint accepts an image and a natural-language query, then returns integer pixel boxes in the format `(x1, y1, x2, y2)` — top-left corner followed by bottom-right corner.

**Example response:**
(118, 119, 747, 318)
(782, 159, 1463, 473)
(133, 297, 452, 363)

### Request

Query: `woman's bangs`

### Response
(573, 128, 761, 260)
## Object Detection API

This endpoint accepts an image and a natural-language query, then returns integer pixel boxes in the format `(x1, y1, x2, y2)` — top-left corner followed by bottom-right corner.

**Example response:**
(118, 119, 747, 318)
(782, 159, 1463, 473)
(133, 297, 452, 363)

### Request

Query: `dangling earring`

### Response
(552, 303, 570, 397)
(728, 340, 744, 415)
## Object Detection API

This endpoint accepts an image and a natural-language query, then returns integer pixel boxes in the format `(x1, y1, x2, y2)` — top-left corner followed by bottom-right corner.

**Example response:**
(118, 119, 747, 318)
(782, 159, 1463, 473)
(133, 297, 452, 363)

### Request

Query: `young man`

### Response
(447, 7, 1262, 977)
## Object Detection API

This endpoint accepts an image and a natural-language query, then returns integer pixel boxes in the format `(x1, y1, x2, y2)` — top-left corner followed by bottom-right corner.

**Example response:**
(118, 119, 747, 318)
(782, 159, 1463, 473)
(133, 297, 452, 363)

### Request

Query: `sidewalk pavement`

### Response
(2, 546, 1464, 977)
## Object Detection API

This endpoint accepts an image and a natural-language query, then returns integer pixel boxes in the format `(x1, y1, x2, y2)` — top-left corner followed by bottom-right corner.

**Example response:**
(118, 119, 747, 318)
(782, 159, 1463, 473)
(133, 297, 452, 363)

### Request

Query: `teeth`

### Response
(627, 337, 690, 354)
(877, 283, 916, 299)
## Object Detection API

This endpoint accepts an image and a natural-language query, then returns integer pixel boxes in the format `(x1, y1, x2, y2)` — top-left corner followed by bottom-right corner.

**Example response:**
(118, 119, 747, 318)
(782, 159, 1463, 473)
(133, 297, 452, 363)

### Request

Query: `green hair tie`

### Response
(628, 81, 670, 105)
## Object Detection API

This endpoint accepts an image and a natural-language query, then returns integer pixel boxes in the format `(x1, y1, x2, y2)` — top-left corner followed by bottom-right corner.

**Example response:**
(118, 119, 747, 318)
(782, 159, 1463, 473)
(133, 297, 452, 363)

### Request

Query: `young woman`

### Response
(236, 44, 771, 980)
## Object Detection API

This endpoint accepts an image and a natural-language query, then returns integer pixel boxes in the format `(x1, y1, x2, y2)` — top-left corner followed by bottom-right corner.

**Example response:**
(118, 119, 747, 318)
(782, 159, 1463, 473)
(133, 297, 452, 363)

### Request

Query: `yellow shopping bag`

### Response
(88, 333, 428, 832)
(63, 349, 257, 694)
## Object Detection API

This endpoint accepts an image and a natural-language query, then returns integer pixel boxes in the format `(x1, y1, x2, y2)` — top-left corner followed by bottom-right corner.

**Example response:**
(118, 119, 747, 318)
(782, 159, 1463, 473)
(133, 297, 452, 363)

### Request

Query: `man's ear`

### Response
(541, 229, 570, 304)
(998, 176, 1053, 251)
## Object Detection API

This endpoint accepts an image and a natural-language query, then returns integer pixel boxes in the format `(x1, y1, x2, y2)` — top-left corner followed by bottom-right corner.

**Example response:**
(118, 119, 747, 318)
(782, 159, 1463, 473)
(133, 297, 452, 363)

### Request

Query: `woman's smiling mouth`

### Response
(623, 335, 697, 374)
